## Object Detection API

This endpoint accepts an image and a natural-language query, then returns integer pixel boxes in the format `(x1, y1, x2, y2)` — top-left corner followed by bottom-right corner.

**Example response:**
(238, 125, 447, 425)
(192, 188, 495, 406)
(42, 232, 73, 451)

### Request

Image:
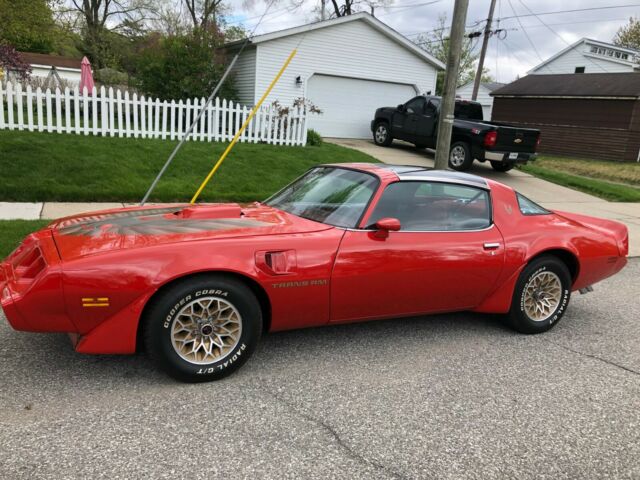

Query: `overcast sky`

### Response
(226, 0, 639, 83)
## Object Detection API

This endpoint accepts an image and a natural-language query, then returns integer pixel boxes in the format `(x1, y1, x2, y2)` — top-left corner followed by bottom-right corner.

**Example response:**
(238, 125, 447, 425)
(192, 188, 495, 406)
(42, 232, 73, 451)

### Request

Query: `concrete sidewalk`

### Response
(0, 202, 127, 221)
(329, 138, 640, 256)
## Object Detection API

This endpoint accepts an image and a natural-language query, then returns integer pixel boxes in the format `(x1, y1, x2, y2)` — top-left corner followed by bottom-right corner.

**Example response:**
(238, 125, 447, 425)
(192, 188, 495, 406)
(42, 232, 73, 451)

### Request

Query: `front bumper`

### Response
(1, 231, 74, 333)
(484, 151, 537, 164)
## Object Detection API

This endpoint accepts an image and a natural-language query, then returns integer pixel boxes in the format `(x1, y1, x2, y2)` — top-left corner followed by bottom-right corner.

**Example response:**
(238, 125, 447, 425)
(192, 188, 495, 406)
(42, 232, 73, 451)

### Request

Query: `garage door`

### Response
(306, 74, 417, 138)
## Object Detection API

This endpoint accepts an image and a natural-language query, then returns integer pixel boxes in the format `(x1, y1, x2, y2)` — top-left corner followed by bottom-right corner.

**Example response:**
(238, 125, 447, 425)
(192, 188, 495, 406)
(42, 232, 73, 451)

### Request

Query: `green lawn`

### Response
(520, 155, 640, 202)
(0, 220, 51, 258)
(0, 131, 377, 203)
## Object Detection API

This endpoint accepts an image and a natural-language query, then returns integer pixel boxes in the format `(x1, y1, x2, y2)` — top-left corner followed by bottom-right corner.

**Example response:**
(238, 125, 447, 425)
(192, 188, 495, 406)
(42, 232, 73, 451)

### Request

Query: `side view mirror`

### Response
(397, 104, 405, 112)
(373, 217, 401, 239)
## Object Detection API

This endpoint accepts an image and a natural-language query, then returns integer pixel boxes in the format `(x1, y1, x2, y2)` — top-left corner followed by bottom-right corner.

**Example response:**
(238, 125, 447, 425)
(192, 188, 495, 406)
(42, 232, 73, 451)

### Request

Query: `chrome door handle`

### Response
(483, 242, 500, 250)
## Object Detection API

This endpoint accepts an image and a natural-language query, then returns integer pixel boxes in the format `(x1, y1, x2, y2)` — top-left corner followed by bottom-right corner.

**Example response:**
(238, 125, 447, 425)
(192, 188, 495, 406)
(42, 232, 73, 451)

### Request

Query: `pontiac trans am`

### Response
(0, 164, 628, 382)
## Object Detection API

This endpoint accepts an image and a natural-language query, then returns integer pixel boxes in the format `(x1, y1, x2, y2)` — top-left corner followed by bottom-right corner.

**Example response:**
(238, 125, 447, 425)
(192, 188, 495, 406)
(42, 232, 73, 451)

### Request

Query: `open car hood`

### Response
(50, 203, 331, 261)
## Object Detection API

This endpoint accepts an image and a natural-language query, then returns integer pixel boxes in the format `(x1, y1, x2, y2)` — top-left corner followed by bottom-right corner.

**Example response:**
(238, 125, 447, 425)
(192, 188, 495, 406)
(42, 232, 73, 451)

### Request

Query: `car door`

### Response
(330, 180, 505, 323)
(391, 97, 425, 142)
(412, 98, 439, 144)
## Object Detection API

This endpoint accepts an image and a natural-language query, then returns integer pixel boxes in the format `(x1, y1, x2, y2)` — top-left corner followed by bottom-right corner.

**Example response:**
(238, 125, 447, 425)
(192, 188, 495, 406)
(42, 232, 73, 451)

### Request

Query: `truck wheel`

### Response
(373, 122, 393, 146)
(143, 275, 262, 382)
(490, 161, 514, 172)
(507, 256, 571, 334)
(448, 141, 473, 171)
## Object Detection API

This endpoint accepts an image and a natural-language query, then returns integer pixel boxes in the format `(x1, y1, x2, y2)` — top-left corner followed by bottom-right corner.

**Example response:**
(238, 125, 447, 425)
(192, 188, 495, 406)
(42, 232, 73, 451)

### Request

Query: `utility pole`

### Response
(321, 0, 326, 20)
(471, 0, 496, 100)
(433, 0, 469, 170)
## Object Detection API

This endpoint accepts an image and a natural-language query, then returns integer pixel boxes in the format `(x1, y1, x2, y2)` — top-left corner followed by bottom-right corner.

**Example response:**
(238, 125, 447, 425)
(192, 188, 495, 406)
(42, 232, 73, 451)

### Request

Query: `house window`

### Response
(588, 45, 630, 61)
(575, 66, 585, 73)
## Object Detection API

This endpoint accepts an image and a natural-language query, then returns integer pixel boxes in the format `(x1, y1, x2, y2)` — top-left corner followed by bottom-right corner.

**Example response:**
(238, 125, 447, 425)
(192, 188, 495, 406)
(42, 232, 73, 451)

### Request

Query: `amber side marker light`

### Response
(82, 297, 110, 307)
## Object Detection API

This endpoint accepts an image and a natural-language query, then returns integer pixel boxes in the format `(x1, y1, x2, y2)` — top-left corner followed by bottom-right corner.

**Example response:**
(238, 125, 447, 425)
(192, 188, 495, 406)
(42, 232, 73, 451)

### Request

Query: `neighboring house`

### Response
(226, 12, 444, 138)
(456, 81, 505, 120)
(529, 38, 640, 75)
(491, 73, 640, 162)
(18, 52, 83, 86)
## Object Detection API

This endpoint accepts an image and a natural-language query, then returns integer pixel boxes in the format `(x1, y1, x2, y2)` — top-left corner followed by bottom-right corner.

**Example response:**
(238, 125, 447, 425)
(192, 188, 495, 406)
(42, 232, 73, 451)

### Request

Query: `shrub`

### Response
(132, 29, 236, 101)
(306, 129, 323, 147)
(94, 67, 128, 87)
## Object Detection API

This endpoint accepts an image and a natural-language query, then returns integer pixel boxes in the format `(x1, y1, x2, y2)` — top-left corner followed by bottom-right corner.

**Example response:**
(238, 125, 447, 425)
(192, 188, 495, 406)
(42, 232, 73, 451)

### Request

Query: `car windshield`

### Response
(265, 167, 379, 228)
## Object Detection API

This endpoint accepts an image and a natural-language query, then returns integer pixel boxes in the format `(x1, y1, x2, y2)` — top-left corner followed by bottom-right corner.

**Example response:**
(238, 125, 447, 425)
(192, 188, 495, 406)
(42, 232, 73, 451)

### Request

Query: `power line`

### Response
(494, 3, 640, 22)
(505, 0, 546, 65)
(517, 0, 611, 73)
(505, 17, 633, 29)
(401, 2, 639, 39)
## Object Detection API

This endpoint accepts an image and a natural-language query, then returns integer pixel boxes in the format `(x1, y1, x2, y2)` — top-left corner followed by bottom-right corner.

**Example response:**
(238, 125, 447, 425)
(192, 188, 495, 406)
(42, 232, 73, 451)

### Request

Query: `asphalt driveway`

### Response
(1, 258, 638, 479)
(328, 139, 640, 257)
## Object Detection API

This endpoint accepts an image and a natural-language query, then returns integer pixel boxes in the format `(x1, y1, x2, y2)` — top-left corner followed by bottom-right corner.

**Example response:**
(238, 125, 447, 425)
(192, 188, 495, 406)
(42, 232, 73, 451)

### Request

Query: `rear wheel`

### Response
(448, 141, 473, 171)
(143, 275, 262, 382)
(507, 256, 571, 334)
(490, 161, 514, 172)
(373, 122, 393, 146)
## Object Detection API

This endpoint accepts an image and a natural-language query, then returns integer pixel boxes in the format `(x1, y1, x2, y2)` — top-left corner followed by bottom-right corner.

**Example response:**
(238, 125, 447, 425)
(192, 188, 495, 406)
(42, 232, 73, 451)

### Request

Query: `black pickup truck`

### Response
(371, 95, 540, 172)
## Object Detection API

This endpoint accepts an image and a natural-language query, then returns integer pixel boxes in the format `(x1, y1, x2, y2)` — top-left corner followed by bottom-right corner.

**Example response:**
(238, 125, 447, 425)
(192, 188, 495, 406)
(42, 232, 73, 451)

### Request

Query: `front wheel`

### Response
(373, 122, 393, 146)
(448, 141, 473, 171)
(143, 275, 262, 382)
(507, 256, 571, 334)
(490, 161, 514, 172)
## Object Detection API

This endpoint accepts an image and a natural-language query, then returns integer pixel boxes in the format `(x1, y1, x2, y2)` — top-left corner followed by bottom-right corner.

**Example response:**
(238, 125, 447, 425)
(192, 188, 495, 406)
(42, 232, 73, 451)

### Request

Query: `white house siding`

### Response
(230, 47, 256, 105)
(531, 43, 636, 75)
(31, 65, 81, 85)
(456, 83, 494, 120)
(251, 19, 437, 138)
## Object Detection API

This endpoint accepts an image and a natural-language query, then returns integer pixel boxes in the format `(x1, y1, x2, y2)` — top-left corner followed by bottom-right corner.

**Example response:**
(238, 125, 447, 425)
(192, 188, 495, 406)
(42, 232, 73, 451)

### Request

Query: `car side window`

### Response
(425, 99, 439, 115)
(368, 181, 491, 231)
(516, 192, 550, 215)
(405, 97, 425, 114)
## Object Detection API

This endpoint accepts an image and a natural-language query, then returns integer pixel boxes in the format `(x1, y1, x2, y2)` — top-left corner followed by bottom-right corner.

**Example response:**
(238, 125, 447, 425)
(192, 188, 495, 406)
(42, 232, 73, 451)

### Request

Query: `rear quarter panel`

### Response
(474, 182, 619, 313)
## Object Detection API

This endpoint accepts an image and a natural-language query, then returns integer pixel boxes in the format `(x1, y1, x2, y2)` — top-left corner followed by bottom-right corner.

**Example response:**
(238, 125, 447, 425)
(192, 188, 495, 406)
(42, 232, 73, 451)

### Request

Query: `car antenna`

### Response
(139, 0, 279, 206)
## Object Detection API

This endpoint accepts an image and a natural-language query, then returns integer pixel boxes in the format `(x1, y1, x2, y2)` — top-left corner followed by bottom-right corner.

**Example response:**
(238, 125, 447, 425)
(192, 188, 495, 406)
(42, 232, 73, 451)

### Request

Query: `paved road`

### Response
(328, 138, 640, 257)
(1, 259, 639, 479)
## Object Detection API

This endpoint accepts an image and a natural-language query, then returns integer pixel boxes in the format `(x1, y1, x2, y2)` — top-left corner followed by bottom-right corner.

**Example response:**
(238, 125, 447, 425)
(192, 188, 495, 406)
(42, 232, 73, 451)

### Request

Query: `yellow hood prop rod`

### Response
(190, 48, 298, 205)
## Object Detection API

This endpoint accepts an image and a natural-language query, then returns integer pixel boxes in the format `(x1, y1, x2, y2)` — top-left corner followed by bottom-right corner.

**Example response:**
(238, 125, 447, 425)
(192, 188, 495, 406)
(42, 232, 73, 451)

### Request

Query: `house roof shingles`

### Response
(18, 52, 82, 70)
(491, 73, 640, 98)
(480, 82, 505, 92)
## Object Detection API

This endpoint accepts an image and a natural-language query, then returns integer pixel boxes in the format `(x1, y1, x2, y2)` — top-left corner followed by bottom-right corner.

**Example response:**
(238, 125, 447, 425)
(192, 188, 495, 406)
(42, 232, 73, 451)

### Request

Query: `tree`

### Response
(414, 14, 490, 94)
(613, 17, 640, 51)
(63, 0, 156, 67)
(184, 0, 226, 31)
(132, 27, 236, 101)
(326, 0, 391, 17)
(0, 0, 56, 53)
(0, 44, 32, 81)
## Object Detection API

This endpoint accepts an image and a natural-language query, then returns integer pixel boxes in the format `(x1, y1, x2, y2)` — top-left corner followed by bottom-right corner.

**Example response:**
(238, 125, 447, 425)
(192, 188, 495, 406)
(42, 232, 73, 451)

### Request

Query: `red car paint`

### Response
(1, 164, 628, 355)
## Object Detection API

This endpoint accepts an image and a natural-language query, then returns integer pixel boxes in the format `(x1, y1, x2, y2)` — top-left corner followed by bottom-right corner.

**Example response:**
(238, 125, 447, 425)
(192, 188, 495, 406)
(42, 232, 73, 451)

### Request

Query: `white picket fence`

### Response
(0, 81, 308, 146)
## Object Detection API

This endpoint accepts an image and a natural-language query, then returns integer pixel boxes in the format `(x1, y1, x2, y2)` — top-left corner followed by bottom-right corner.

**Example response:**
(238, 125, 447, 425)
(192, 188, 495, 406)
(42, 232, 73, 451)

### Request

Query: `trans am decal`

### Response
(57, 207, 271, 236)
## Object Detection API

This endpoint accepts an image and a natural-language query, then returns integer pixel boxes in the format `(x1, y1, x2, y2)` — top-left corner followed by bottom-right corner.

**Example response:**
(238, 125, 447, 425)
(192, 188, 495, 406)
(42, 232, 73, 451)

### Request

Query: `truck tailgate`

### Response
(492, 125, 539, 152)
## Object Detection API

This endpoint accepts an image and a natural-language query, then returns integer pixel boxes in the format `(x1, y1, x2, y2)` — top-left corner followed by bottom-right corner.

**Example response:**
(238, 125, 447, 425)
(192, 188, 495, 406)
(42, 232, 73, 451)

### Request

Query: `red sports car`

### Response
(1, 164, 628, 382)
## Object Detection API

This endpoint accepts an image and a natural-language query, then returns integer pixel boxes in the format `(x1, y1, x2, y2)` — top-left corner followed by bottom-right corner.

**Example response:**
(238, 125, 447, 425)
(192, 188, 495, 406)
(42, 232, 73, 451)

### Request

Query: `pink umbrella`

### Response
(79, 56, 94, 95)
